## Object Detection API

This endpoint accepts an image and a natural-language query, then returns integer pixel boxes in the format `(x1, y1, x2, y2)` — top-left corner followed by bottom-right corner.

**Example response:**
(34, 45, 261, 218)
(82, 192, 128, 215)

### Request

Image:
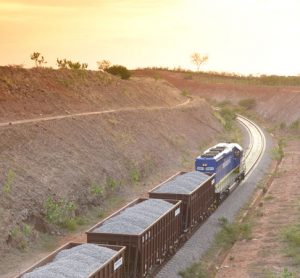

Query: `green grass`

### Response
(264, 195, 274, 201)
(181, 89, 190, 97)
(129, 164, 141, 184)
(178, 262, 208, 278)
(179, 217, 253, 277)
(140, 67, 300, 86)
(289, 120, 299, 131)
(282, 224, 300, 264)
(238, 98, 257, 110)
(43, 196, 76, 230)
(215, 217, 252, 248)
(271, 139, 285, 161)
(106, 176, 120, 191)
(9, 223, 33, 250)
(213, 103, 242, 143)
(262, 267, 296, 278)
(90, 183, 104, 196)
(3, 169, 14, 194)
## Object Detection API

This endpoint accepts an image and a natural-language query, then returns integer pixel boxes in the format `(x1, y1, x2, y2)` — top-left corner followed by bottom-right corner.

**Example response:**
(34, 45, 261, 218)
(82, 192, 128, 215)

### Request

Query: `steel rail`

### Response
(236, 115, 266, 178)
(153, 115, 266, 277)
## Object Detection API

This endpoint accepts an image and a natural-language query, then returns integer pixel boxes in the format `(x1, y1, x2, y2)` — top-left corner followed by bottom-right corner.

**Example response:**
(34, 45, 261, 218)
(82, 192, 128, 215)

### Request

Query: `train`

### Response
(18, 142, 245, 278)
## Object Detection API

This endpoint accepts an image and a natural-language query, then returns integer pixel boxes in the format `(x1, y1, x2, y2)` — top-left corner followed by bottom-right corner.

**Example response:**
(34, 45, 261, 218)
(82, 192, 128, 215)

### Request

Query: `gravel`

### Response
(153, 171, 210, 194)
(156, 122, 274, 278)
(94, 199, 174, 235)
(22, 244, 117, 278)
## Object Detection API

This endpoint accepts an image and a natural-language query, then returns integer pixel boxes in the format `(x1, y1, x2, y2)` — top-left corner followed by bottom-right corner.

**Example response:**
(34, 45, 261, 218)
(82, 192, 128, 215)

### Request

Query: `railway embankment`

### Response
(215, 137, 300, 277)
(0, 67, 224, 277)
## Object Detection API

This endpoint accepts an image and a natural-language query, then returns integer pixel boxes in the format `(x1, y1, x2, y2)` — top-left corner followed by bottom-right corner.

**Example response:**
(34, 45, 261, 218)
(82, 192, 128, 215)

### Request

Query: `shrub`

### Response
(9, 223, 32, 250)
(218, 100, 232, 107)
(57, 58, 88, 70)
(179, 262, 207, 278)
(283, 224, 300, 264)
(90, 184, 104, 196)
(215, 218, 252, 248)
(238, 98, 257, 110)
(219, 107, 236, 130)
(3, 169, 14, 194)
(106, 177, 120, 191)
(105, 65, 131, 80)
(43, 197, 76, 229)
(271, 139, 285, 161)
(181, 89, 189, 97)
(289, 120, 299, 131)
(129, 164, 141, 184)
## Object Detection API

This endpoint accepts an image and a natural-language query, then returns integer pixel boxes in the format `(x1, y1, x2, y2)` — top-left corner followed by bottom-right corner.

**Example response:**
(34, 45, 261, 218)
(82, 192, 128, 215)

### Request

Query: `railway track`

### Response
(154, 115, 267, 278)
(237, 115, 266, 177)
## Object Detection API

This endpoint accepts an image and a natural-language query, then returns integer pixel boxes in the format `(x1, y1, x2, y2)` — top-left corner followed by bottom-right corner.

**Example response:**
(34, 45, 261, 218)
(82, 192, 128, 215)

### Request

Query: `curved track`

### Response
(155, 115, 267, 278)
(237, 115, 266, 177)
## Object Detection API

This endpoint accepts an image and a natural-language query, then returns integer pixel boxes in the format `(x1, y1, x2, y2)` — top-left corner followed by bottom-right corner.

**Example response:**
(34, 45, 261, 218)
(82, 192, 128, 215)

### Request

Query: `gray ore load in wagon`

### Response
(149, 171, 216, 232)
(93, 199, 173, 235)
(21, 244, 120, 278)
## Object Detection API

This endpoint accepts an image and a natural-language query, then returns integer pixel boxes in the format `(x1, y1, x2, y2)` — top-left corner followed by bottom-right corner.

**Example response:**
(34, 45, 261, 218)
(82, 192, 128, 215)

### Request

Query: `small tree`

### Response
(191, 52, 208, 71)
(30, 52, 47, 67)
(97, 60, 111, 71)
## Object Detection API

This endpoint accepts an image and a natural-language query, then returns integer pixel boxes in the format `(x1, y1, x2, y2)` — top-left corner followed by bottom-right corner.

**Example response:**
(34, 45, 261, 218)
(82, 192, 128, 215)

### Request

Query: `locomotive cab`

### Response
(195, 143, 245, 198)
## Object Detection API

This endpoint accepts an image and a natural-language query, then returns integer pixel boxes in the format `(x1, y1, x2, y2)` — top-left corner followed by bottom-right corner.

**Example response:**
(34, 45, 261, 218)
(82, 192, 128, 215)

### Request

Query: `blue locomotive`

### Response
(195, 143, 245, 200)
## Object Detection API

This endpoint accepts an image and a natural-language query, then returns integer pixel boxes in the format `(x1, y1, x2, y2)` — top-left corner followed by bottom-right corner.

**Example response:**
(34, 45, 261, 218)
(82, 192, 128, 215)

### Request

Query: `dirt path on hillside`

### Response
(0, 98, 191, 128)
(216, 140, 300, 277)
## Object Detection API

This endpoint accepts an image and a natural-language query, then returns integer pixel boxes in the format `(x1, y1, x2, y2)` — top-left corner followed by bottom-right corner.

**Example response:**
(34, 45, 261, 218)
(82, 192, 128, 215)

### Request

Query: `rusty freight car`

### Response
(16, 242, 125, 278)
(149, 171, 216, 232)
(86, 198, 182, 278)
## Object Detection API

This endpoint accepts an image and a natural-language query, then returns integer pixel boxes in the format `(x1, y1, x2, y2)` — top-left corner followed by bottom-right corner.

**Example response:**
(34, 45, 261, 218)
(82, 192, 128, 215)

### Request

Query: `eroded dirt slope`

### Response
(0, 67, 185, 122)
(134, 70, 300, 124)
(0, 67, 223, 276)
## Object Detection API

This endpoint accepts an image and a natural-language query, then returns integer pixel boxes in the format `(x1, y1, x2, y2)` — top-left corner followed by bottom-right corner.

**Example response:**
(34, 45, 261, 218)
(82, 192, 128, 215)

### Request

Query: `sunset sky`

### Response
(0, 0, 300, 75)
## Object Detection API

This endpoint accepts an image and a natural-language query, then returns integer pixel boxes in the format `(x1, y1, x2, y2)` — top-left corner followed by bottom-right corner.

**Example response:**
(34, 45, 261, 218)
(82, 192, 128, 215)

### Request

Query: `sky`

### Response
(0, 0, 300, 75)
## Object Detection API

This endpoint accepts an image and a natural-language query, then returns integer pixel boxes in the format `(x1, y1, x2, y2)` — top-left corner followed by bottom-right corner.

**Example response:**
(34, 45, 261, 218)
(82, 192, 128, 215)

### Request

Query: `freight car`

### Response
(195, 143, 245, 201)
(18, 142, 246, 278)
(149, 171, 216, 233)
(16, 242, 125, 278)
(86, 198, 182, 278)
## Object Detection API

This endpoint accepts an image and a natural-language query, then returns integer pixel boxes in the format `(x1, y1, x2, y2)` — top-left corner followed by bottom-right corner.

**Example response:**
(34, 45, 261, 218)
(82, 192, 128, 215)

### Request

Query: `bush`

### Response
(57, 58, 88, 70)
(43, 197, 76, 229)
(219, 107, 236, 130)
(215, 218, 252, 248)
(283, 224, 300, 264)
(289, 120, 299, 131)
(90, 184, 104, 196)
(181, 89, 189, 97)
(179, 262, 207, 278)
(129, 164, 141, 184)
(3, 169, 14, 194)
(105, 65, 131, 80)
(8, 223, 34, 250)
(271, 139, 285, 161)
(106, 177, 120, 191)
(238, 98, 257, 110)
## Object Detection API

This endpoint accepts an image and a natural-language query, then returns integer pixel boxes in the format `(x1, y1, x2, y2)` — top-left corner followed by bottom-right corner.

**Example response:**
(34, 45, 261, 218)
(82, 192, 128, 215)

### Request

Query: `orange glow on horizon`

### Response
(1, 0, 300, 75)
